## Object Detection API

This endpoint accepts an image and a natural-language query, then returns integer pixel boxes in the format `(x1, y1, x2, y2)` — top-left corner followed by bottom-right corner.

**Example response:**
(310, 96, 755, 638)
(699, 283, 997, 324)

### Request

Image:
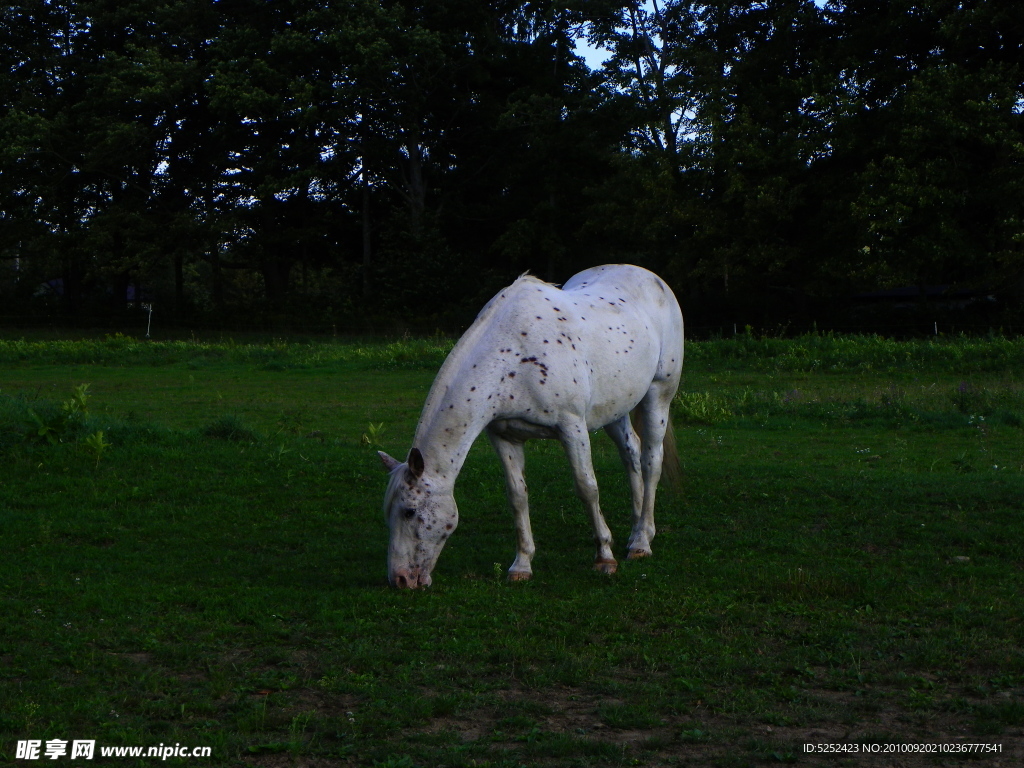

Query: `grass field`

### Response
(1, 333, 1022, 767)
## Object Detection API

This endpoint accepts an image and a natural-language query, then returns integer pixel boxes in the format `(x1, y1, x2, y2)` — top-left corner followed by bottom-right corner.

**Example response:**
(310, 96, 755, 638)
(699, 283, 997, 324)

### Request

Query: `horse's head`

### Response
(379, 448, 458, 589)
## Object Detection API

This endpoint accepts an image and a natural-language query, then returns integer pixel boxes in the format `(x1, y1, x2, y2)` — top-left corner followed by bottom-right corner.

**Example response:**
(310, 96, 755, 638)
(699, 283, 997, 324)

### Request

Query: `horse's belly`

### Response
(489, 418, 561, 441)
(583, 344, 662, 430)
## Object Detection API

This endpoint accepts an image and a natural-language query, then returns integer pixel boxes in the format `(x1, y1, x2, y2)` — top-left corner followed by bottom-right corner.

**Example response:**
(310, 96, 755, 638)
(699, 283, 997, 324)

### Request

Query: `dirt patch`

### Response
(284, 688, 360, 721)
(413, 683, 1024, 766)
(234, 682, 1024, 766)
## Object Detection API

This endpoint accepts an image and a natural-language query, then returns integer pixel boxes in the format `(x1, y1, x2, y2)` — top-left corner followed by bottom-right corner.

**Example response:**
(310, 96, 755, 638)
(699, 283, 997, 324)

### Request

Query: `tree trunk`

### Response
(362, 172, 372, 298)
(404, 139, 426, 238)
(211, 246, 224, 312)
(174, 252, 184, 316)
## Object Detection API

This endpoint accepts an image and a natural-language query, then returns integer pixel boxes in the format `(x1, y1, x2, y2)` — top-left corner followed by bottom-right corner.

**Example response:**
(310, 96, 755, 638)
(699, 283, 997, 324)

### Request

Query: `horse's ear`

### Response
(378, 451, 402, 473)
(407, 448, 425, 478)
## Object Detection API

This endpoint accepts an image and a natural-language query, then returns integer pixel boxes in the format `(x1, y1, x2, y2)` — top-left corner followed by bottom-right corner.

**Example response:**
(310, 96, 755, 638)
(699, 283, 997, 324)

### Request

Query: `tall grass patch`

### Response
(687, 331, 1024, 374)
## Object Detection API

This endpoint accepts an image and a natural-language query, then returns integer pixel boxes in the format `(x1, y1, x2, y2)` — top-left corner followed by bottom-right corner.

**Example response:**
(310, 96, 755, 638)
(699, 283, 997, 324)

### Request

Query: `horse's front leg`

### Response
(487, 429, 535, 581)
(559, 419, 617, 574)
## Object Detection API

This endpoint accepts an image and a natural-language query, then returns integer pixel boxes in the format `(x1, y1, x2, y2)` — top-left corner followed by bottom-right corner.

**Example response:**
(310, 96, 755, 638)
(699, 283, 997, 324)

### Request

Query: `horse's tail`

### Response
(661, 419, 683, 494)
(630, 409, 683, 493)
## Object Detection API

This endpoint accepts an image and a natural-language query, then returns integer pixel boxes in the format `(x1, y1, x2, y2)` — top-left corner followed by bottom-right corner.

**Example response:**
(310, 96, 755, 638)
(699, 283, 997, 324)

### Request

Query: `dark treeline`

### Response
(2, 0, 1023, 332)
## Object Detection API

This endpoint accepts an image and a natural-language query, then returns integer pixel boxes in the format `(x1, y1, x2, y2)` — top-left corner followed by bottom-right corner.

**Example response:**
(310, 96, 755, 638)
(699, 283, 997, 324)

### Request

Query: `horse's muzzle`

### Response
(390, 567, 432, 589)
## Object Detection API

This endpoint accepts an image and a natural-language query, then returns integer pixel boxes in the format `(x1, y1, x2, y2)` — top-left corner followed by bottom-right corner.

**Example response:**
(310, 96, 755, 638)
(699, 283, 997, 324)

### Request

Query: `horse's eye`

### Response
(402, 507, 416, 520)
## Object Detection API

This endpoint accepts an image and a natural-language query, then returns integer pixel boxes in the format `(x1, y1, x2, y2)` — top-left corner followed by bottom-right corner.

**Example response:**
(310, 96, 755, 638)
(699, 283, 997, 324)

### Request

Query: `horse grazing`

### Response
(379, 264, 684, 588)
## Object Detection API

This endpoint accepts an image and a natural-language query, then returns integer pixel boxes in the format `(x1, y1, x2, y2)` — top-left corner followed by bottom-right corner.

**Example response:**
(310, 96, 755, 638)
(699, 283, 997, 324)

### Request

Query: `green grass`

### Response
(1, 333, 1022, 766)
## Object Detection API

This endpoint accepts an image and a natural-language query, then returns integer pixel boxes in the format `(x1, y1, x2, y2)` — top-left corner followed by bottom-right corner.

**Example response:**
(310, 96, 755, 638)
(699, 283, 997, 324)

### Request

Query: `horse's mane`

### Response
(382, 463, 406, 517)
(473, 272, 549, 318)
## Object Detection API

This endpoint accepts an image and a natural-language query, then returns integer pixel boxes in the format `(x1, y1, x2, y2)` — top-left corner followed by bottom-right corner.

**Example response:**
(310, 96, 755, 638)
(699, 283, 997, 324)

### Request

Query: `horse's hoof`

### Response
(508, 570, 532, 582)
(627, 549, 652, 560)
(593, 558, 618, 575)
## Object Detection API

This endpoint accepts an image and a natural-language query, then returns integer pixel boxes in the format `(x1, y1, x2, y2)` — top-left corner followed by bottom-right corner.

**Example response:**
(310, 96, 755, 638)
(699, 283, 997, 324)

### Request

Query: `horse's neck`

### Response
(412, 352, 497, 491)
(411, 278, 544, 488)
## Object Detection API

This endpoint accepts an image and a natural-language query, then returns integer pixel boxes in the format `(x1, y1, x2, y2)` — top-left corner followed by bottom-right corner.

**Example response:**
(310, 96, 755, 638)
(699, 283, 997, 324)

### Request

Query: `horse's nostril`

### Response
(392, 569, 423, 589)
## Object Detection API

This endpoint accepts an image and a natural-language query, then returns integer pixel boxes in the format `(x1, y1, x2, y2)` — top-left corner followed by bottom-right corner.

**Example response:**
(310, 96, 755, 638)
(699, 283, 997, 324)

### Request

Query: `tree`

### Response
(585, 0, 832, 317)
(3, 0, 1022, 329)
(814, 0, 1024, 296)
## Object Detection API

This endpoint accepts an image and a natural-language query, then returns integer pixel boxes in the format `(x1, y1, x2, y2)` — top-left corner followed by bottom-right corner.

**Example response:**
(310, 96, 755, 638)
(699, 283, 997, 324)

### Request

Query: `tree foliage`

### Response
(2, 0, 1022, 329)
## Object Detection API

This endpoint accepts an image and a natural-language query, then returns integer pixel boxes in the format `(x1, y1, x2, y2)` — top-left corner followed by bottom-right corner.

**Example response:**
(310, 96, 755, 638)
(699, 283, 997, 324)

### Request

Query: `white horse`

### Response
(379, 264, 684, 588)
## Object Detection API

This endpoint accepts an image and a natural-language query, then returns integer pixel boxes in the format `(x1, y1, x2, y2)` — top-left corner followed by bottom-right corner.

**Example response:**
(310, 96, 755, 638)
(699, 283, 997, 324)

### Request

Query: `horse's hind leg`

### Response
(559, 418, 617, 574)
(629, 385, 674, 558)
(605, 414, 645, 558)
(487, 429, 535, 581)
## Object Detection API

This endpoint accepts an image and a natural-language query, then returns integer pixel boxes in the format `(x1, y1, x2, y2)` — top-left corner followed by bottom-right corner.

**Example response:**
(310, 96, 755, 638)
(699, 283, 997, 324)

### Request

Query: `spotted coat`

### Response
(380, 264, 684, 588)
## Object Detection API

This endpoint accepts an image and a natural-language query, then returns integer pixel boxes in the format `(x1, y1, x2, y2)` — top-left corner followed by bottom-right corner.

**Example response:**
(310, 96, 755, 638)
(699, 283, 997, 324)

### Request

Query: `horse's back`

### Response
(562, 264, 683, 371)
(562, 264, 674, 305)
(448, 265, 682, 431)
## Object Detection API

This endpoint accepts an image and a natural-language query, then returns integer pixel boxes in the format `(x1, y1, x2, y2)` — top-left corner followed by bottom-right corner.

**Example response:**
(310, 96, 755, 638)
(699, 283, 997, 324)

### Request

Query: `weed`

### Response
(27, 383, 91, 444)
(267, 443, 292, 466)
(288, 712, 313, 756)
(82, 430, 112, 469)
(674, 391, 733, 425)
(361, 422, 387, 449)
